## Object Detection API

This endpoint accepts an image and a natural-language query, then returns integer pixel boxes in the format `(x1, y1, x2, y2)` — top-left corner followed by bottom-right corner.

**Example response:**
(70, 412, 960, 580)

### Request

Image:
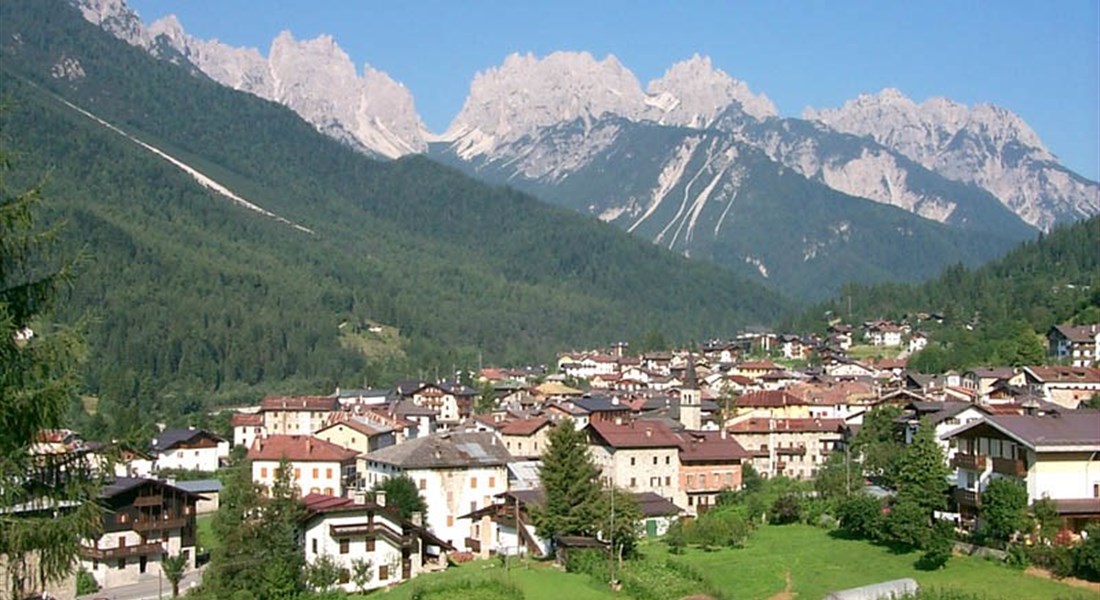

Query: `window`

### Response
(1094, 483, 1099, 498)
(312, 538, 317, 554)
(665, 456, 670, 465)
(489, 476, 495, 487)
(261, 467, 268, 478)
(338, 569, 350, 584)
(471, 501, 477, 512)
(687, 474, 695, 487)
(117, 558, 126, 569)
(447, 515, 454, 527)
(380, 564, 389, 580)
(419, 479, 427, 490)
(339, 538, 350, 554)
(653, 456, 658, 465)
(324, 487, 333, 495)
(294, 468, 301, 479)
(139, 555, 147, 574)
(177, 451, 183, 459)
(665, 476, 671, 486)
(312, 468, 319, 479)
(630, 477, 636, 488)
(471, 477, 478, 489)
(630, 457, 636, 466)
(118, 537, 127, 548)
(326, 468, 333, 479)
(366, 538, 375, 552)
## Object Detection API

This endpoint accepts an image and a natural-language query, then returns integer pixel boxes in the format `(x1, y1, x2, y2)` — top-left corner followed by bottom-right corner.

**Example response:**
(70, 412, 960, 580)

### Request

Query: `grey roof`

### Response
(574, 396, 631, 413)
(364, 431, 513, 469)
(151, 428, 224, 452)
(172, 479, 223, 493)
(633, 492, 683, 517)
(101, 477, 203, 499)
(945, 412, 1100, 450)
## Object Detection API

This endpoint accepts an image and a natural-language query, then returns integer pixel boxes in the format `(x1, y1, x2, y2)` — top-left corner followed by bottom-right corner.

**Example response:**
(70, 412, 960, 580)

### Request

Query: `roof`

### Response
(1024, 366, 1100, 383)
(1051, 324, 1100, 343)
(260, 395, 339, 412)
(318, 417, 393, 437)
(248, 435, 358, 463)
(363, 431, 513, 469)
(943, 412, 1100, 450)
(633, 492, 683, 517)
(100, 477, 204, 500)
(574, 396, 631, 413)
(172, 479, 223, 494)
(301, 493, 455, 551)
(151, 428, 225, 452)
(726, 417, 845, 434)
(500, 417, 551, 436)
(535, 382, 584, 396)
(735, 390, 803, 408)
(737, 360, 780, 370)
(677, 431, 751, 462)
(231, 413, 263, 427)
(967, 367, 1018, 380)
(588, 421, 682, 449)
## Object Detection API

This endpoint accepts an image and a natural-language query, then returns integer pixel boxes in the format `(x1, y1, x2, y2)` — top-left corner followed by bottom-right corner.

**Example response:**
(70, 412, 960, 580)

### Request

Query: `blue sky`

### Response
(128, 1, 1099, 180)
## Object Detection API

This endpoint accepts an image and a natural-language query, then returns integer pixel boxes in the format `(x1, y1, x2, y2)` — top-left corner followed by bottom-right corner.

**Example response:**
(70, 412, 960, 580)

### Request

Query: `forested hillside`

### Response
(0, 0, 788, 431)
(794, 217, 1100, 370)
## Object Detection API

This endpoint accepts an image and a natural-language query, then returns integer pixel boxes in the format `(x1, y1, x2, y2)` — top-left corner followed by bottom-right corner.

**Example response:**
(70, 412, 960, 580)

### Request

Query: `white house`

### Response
(150, 428, 229, 473)
(300, 492, 451, 593)
(248, 435, 358, 498)
(232, 412, 264, 449)
(361, 431, 512, 555)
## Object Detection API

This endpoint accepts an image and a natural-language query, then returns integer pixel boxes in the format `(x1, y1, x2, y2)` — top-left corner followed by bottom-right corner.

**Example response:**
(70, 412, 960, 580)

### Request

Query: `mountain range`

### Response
(70, 0, 1098, 299)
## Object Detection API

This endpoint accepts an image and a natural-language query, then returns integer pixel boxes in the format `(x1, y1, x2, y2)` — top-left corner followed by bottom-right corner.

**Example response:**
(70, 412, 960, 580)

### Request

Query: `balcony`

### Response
(133, 516, 188, 532)
(954, 488, 981, 508)
(776, 446, 807, 456)
(991, 457, 1027, 478)
(464, 537, 482, 553)
(951, 453, 987, 471)
(133, 495, 162, 507)
(80, 542, 164, 560)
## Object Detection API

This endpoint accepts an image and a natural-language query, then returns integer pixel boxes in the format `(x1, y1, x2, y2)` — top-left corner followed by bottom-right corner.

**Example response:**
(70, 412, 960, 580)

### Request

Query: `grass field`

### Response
(370, 525, 1092, 600)
(196, 514, 219, 555)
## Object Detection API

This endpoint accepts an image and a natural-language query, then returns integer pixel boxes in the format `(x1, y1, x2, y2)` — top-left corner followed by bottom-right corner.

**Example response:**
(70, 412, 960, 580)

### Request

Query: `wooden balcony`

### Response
(775, 446, 807, 456)
(464, 537, 482, 553)
(80, 542, 163, 560)
(991, 457, 1027, 478)
(133, 516, 188, 532)
(133, 495, 162, 507)
(951, 453, 987, 471)
(954, 488, 981, 508)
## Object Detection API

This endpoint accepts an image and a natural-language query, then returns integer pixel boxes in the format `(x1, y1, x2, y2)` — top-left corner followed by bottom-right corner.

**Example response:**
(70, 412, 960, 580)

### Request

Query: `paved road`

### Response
(77, 566, 204, 600)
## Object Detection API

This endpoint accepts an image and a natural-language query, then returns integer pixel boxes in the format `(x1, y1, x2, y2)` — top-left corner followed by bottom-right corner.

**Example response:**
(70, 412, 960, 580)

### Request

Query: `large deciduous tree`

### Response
(0, 146, 102, 598)
(980, 478, 1029, 543)
(534, 420, 603, 541)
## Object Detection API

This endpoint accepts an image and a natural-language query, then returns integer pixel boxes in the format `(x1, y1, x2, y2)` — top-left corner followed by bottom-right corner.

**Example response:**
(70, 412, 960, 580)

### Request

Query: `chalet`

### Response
(1022, 366, 1100, 409)
(401, 381, 478, 424)
(1048, 324, 1100, 367)
(260, 395, 340, 436)
(249, 435, 358, 497)
(732, 360, 782, 381)
(908, 332, 929, 354)
(300, 492, 451, 593)
(574, 395, 632, 424)
(232, 412, 264, 449)
(943, 412, 1100, 531)
(865, 321, 903, 347)
(642, 352, 674, 375)
(899, 401, 990, 463)
(824, 359, 878, 380)
(79, 478, 201, 589)
(362, 431, 512, 555)
(962, 367, 1023, 398)
(779, 335, 812, 360)
(725, 417, 845, 480)
(150, 427, 228, 473)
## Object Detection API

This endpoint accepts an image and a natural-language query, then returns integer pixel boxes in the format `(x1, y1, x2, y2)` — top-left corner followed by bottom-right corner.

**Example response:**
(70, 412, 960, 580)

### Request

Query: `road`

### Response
(77, 566, 205, 600)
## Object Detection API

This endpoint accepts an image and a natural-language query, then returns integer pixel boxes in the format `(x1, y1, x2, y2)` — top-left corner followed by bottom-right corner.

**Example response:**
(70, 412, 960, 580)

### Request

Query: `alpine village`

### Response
(2, 1, 1099, 600)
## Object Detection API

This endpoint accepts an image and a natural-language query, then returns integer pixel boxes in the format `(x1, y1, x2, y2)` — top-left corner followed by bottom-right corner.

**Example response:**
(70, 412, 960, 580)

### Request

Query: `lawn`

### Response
(373, 525, 1092, 600)
(196, 514, 219, 555)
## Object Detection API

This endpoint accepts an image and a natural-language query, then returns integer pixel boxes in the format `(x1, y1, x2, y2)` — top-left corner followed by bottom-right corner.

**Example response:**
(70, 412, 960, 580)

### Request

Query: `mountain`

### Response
(74, 0, 429, 159)
(805, 89, 1099, 231)
(1, 0, 789, 410)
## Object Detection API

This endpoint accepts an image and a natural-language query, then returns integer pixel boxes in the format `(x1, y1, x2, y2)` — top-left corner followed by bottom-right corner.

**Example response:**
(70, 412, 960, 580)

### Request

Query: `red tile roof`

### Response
(726, 417, 845, 434)
(1026, 366, 1100, 383)
(737, 360, 780, 371)
(259, 395, 339, 411)
(500, 417, 551, 436)
(248, 435, 358, 463)
(588, 420, 682, 449)
(231, 413, 263, 427)
(735, 390, 803, 408)
(677, 431, 751, 462)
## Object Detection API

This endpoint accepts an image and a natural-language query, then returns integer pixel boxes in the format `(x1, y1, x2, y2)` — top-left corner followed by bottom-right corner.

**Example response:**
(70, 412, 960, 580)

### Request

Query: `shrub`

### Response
(1027, 544, 1074, 578)
(1073, 526, 1100, 582)
(836, 494, 884, 539)
(1005, 543, 1030, 570)
(76, 569, 99, 595)
(564, 548, 606, 580)
(884, 499, 930, 549)
(770, 494, 803, 525)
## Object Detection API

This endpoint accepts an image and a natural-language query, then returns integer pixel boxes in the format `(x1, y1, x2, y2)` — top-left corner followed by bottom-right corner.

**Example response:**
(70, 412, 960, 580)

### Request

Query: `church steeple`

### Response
(680, 351, 701, 431)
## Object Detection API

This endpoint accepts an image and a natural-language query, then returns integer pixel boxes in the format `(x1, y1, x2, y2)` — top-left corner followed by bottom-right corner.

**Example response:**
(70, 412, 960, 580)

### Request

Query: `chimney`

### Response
(376, 490, 387, 507)
(353, 490, 367, 505)
(411, 511, 423, 526)
(720, 428, 727, 440)
(306, 438, 312, 454)
(645, 427, 652, 438)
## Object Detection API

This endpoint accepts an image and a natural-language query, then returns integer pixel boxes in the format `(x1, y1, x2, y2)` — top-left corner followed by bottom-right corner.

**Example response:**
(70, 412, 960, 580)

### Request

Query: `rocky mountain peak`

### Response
(645, 54, 777, 126)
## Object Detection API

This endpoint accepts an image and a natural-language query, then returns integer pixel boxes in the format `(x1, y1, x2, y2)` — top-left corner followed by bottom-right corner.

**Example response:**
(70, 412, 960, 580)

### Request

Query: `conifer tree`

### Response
(895, 418, 949, 512)
(534, 420, 603, 540)
(0, 146, 102, 598)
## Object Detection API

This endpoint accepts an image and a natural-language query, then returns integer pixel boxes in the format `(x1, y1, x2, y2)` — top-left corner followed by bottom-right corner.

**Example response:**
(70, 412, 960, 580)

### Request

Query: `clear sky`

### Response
(128, 0, 1100, 180)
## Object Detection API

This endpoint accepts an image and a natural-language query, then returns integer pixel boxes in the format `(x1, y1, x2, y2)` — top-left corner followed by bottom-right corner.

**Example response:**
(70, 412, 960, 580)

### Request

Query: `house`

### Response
(908, 332, 929, 354)
(865, 322, 903, 347)
(634, 492, 684, 537)
(172, 479, 223, 514)
(677, 430, 749, 513)
(232, 412, 264, 449)
(150, 427, 229, 473)
(779, 335, 812, 360)
(79, 478, 201, 589)
(1022, 366, 1100, 409)
(361, 431, 512, 555)
(733, 390, 811, 419)
(260, 395, 340, 436)
(1048, 324, 1100, 367)
(574, 395, 632, 424)
(942, 412, 1100, 531)
(725, 417, 845, 480)
(962, 368, 1023, 398)
(300, 492, 451, 593)
(499, 417, 553, 460)
(732, 360, 782, 381)
(315, 417, 397, 455)
(824, 359, 878, 380)
(458, 489, 551, 558)
(586, 420, 684, 508)
(249, 435, 358, 498)
(899, 401, 990, 464)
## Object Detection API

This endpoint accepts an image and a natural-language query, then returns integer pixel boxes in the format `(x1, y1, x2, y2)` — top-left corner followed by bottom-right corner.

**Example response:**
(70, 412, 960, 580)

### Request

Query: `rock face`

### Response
(74, 0, 428, 158)
(804, 89, 1099, 231)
